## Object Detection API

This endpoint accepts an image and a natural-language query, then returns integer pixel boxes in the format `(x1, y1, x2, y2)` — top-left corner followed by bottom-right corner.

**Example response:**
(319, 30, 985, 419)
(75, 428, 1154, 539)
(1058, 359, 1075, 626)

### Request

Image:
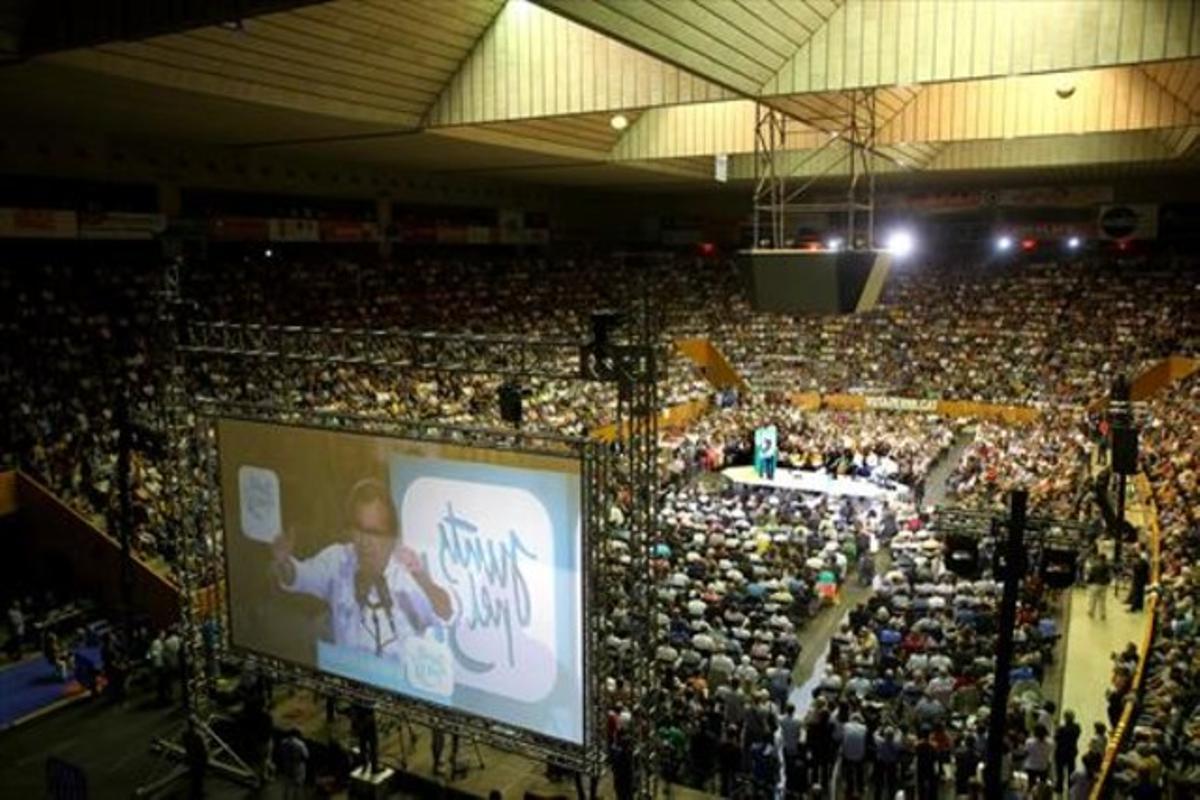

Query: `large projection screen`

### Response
(216, 418, 585, 745)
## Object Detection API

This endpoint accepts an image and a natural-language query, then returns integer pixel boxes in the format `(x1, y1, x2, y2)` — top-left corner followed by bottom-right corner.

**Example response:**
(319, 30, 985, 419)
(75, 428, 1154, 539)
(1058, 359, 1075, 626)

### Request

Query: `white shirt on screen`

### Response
(281, 543, 439, 659)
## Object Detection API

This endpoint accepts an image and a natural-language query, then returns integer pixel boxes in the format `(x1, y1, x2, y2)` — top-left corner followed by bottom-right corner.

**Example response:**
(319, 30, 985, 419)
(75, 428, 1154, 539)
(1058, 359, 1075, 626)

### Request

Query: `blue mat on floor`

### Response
(0, 647, 102, 729)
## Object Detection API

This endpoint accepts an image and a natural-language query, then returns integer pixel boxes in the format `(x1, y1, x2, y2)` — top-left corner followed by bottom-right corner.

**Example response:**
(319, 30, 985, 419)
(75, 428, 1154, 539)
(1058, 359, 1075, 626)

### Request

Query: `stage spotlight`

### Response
(1020, 238, 1037, 251)
(1067, 236, 1081, 250)
(610, 114, 629, 131)
(995, 235, 1013, 252)
(885, 229, 915, 258)
(825, 237, 843, 252)
(264, 248, 274, 258)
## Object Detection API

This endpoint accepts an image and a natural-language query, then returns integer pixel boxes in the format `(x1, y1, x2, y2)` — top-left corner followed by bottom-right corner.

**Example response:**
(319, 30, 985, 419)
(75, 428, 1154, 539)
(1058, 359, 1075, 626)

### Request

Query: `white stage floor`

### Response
(722, 465, 910, 501)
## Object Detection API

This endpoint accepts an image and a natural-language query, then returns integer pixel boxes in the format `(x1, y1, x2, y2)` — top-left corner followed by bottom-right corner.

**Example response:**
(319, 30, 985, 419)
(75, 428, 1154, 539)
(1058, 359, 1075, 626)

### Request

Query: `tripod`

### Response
(431, 729, 486, 779)
(135, 714, 260, 797)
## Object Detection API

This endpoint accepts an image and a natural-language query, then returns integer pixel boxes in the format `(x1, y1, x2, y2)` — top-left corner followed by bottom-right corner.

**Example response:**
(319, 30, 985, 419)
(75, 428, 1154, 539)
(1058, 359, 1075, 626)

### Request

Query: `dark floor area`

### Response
(0, 685, 254, 800)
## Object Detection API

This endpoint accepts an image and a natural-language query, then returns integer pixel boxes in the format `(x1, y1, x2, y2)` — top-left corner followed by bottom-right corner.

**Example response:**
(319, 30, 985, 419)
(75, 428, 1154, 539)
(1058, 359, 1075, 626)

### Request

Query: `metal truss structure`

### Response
(752, 89, 880, 250)
(933, 504, 1093, 550)
(149, 258, 664, 797)
(933, 497, 1092, 800)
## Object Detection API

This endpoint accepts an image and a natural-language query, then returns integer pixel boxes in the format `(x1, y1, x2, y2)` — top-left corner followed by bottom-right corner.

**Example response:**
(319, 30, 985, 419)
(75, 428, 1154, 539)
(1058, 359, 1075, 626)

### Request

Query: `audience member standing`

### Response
(873, 725, 901, 800)
(914, 728, 939, 800)
(1068, 751, 1102, 800)
(1054, 710, 1082, 793)
(840, 712, 868, 798)
(779, 703, 803, 793)
(1023, 725, 1053, 786)
(277, 728, 309, 800)
(1087, 553, 1111, 620)
(6, 600, 24, 657)
(147, 630, 168, 704)
(163, 628, 182, 703)
(1127, 547, 1149, 613)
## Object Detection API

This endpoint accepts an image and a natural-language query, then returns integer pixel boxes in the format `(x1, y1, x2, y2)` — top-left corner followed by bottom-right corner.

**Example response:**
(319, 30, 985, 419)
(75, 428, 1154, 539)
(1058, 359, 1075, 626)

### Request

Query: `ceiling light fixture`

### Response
(610, 114, 629, 131)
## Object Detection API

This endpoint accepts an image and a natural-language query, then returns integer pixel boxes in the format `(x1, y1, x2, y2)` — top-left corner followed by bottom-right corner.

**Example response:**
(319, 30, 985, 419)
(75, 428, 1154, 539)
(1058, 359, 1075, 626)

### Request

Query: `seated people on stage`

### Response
(658, 401, 956, 492)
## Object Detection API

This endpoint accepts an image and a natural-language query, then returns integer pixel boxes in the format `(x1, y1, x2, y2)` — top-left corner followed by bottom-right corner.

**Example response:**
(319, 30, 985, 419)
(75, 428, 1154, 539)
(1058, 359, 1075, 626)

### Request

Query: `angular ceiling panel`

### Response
(7, 0, 1200, 190)
(881, 67, 1199, 144)
(533, 0, 842, 95)
(45, 0, 506, 129)
(764, 0, 1198, 97)
(426, 0, 733, 126)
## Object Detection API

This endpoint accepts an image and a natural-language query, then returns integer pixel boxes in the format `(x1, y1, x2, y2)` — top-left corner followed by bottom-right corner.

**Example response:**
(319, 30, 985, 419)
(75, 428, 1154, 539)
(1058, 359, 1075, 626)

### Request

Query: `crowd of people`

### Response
(1104, 371, 1200, 799)
(658, 402, 958, 495)
(604, 476, 914, 795)
(712, 260, 1198, 404)
(945, 412, 1095, 519)
(5, 255, 1197, 578)
(788, 500, 1081, 800)
(3, 249, 1198, 799)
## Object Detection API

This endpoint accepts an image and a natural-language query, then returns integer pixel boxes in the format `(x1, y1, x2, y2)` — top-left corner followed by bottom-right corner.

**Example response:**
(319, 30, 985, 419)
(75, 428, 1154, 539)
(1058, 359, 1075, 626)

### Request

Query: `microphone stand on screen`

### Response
(359, 594, 398, 658)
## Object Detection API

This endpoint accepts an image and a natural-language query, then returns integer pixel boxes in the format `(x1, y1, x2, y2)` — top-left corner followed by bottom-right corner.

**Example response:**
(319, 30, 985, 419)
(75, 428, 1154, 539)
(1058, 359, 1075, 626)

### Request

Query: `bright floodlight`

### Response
(826, 237, 843, 252)
(1067, 236, 1081, 250)
(885, 229, 915, 258)
(995, 235, 1013, 252)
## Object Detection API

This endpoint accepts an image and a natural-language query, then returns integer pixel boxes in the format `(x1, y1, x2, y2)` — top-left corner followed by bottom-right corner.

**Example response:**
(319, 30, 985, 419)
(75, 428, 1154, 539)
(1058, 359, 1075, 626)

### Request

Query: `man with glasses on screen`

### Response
(271, 479, 453, 659)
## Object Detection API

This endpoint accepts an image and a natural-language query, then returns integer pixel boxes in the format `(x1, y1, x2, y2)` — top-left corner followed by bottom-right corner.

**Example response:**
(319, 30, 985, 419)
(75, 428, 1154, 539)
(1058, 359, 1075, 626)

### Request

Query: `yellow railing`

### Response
(589, 396, 712, 443)
(674, 338, 749, 393)
(1089, 473, 1161, 800)
(0, 469, 17, 515)
(14, 470, 183, 629)
(790, 392, 1042, 423)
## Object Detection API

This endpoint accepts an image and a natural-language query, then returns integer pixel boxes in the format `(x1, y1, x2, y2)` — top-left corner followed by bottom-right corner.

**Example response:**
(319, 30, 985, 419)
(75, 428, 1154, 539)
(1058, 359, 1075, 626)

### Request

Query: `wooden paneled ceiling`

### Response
(45, 0, 506, 128)
(4, 0, 1200, 189)
(532, 0, 842, 95)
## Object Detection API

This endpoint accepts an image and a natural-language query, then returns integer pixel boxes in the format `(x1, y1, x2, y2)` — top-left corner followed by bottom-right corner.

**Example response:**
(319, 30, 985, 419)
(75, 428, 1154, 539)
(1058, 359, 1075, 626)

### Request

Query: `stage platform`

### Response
(721, 465, 909, 501)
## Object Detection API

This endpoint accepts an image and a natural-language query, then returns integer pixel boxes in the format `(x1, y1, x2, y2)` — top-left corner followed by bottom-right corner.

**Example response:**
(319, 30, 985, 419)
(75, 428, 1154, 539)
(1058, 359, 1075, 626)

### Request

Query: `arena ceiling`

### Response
(4, 0, 1200, 190)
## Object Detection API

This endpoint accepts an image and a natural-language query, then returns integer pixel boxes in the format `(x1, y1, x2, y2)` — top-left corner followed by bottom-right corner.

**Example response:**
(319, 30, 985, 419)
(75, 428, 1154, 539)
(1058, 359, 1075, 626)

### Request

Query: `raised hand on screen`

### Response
(271, 529, 294, 562)
(396, 545, 425, 578)
(270, 529, 297, 585)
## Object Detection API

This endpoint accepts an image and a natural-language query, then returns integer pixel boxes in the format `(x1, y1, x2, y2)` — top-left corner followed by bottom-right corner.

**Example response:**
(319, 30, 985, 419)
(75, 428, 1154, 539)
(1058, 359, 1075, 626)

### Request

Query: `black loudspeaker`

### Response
(499, 382, 523, 426)
(1040, 548, 1078, 589)
(1112, 426, 1138, 475)
(943, 534, 980, 578)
